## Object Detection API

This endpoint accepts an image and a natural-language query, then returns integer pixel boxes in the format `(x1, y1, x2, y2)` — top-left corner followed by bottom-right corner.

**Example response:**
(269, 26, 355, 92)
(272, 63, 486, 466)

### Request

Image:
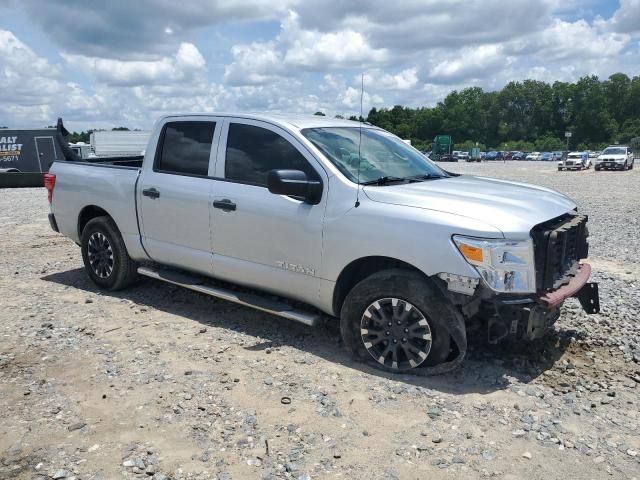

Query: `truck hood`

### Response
(363, 175, 576, 237)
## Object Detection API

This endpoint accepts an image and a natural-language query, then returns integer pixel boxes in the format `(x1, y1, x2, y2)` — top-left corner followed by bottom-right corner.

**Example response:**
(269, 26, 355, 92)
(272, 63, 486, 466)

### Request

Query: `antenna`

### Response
(355, 72, 364, 208)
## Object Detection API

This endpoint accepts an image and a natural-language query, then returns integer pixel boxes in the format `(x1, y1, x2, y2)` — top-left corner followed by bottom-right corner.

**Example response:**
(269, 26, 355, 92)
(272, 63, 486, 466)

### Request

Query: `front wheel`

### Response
(81, 216, 138, 290)
(340, 269, 453, 371)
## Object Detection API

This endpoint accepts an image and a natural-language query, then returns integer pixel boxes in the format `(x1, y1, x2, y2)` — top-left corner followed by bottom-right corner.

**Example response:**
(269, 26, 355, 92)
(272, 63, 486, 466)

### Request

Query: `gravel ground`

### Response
(0, 161, 638, 480)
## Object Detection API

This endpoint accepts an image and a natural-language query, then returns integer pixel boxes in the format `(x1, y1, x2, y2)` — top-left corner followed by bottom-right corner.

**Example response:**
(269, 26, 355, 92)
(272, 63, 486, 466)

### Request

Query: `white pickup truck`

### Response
(46, 114, 600, 373)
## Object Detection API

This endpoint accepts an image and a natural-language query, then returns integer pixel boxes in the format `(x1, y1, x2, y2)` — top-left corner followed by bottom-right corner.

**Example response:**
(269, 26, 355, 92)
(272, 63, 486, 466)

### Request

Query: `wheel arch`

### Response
(78, 205, 115, 239)
(332, 256, 428, 316)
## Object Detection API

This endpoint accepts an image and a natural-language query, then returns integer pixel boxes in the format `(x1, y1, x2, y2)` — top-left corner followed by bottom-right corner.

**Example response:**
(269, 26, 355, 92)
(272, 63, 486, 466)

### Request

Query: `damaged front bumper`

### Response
(486, 262, 599, 343)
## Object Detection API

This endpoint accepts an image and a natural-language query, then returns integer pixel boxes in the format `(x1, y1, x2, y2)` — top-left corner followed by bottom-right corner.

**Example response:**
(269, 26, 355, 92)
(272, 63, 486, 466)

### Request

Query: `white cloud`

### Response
(0, 29, 67, 125)
(524, 19, 629, 62)
(224, 42, 285, 86)
(608, 0, 640, 34)
(0, 30, 63, 100)
(363, 68, 419, 90)
(294, 0, 550, 51)
(338, 86, 383, 110)
(425, 45, 512, 84)
(223, 10, 389, 87)
(281, 12, 388, 70)
(22, 0, 297, 59)
(63, 43, 206, 87)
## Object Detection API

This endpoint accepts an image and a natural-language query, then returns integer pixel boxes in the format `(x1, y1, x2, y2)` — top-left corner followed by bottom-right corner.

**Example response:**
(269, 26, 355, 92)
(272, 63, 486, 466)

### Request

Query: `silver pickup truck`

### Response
(45, 113, 600, 373)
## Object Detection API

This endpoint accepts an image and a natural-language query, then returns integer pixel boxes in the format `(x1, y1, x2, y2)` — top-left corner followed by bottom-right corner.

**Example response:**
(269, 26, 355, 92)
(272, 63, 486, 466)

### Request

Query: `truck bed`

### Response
(49, 160, 144, 259)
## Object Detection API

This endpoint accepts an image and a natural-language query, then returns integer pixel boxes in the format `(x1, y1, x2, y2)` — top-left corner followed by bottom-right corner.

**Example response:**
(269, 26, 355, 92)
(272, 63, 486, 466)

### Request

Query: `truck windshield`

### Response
(301, 127, 447, 184)
(602, 147, 626, 155)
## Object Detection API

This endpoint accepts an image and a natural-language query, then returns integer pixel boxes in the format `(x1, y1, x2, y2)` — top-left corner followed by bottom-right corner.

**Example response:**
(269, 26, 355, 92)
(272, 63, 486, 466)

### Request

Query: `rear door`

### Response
(35, 136, 57, 172)
(210, 118, 328, 304)
(138, 118, 221, 275)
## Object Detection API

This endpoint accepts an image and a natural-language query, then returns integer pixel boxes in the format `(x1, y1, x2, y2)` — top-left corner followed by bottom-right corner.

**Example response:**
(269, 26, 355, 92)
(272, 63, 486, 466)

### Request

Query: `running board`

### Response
(137, 266, 321, 327)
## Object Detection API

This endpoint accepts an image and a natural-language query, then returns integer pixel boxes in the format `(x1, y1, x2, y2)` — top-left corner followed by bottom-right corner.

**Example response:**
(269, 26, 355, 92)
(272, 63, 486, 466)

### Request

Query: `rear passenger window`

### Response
(156, 121, 216, 176)
(225, 123, 318, 186)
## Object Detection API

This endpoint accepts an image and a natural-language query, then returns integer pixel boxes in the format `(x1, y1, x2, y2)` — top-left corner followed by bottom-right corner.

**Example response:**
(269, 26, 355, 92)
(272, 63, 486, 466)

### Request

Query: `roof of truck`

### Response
(161, 112, 372, 130)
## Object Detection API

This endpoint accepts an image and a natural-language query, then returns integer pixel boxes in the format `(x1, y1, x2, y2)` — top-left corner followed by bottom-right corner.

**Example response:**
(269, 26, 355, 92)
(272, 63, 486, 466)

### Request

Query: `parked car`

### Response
(595, 145, 635, 171)
(558, 151, 590, 171)
(525, 152, 541, 161)
(485, 151, 504, 161)
(539, 152, 553, 161)
(457, 151, 470, 161)
(512, 151, 526, 161)
(45, 113, 600, 373)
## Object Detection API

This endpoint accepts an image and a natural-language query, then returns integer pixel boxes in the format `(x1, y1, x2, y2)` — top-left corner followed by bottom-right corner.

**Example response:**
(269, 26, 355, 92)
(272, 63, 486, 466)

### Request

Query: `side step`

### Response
(137, 266, 321, 327)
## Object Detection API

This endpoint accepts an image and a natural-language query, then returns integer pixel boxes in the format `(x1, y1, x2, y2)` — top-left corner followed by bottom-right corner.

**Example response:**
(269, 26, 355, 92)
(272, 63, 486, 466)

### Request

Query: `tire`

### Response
(340, 269, 453, 372)
(81, 216, 138, 290)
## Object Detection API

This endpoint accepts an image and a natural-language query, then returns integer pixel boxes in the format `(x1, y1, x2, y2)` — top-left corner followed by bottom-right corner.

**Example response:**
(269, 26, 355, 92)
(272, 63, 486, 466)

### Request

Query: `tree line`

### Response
(365, 73, 640, 152)
(66, 127, 132, 144)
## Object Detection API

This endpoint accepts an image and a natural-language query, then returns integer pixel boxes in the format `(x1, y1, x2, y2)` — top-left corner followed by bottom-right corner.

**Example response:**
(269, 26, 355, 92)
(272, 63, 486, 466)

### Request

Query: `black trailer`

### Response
(0, 119, 79, 188)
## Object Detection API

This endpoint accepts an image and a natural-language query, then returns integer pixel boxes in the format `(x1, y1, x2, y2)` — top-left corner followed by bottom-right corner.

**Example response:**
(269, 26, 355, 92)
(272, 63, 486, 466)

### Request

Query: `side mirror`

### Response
(267, 169, 322, 205)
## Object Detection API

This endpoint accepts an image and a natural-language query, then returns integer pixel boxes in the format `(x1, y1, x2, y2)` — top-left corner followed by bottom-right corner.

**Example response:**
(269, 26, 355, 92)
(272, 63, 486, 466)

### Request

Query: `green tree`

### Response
(364, 73, 639, 151)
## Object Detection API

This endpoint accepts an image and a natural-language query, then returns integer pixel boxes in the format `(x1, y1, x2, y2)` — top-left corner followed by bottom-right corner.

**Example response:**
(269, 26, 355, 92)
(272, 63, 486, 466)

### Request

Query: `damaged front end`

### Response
(438, 213, 600, 346)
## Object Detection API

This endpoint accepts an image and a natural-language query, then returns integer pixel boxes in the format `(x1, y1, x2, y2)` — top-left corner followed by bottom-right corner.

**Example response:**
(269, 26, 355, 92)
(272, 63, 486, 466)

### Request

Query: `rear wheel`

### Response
(340, 269, 453, 371)
(81, 216, 138, 290)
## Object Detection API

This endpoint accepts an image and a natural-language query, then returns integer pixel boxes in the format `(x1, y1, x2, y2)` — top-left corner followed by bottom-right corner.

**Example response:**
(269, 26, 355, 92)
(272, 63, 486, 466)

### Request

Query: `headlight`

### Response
(453, 236, 536, 293)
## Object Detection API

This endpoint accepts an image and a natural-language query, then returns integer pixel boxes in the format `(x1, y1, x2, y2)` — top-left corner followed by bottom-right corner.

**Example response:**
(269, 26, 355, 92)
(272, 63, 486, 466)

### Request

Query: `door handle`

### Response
(213, 199, 236, 211)
(142, 188, 160, 199)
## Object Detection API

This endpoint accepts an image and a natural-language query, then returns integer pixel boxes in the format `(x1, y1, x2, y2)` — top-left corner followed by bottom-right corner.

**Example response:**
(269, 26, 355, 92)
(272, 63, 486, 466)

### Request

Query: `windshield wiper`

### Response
(406, 173, 446, 181)
(361, 173, 447, 186)
(360, 176, 408, 186)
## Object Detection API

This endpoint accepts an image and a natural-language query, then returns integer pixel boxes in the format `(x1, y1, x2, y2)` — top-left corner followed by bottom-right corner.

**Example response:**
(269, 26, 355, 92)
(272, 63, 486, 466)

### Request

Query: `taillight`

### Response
(44, 173, 56, 204)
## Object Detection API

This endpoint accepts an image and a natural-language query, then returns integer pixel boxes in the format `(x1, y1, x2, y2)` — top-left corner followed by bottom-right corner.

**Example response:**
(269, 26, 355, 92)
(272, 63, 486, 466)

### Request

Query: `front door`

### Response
(138, 119, 221, 275)
(211, 119, 327, 305)
(35, 136, 57, 172)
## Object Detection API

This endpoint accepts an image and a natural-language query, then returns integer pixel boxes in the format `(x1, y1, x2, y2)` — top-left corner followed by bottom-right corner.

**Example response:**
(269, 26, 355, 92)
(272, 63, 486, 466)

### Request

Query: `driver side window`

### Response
(225, 123, 319, 186)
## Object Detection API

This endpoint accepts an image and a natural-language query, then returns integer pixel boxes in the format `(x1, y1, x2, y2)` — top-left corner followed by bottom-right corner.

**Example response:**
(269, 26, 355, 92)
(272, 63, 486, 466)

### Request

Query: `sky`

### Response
(0, 0, 639, 131)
